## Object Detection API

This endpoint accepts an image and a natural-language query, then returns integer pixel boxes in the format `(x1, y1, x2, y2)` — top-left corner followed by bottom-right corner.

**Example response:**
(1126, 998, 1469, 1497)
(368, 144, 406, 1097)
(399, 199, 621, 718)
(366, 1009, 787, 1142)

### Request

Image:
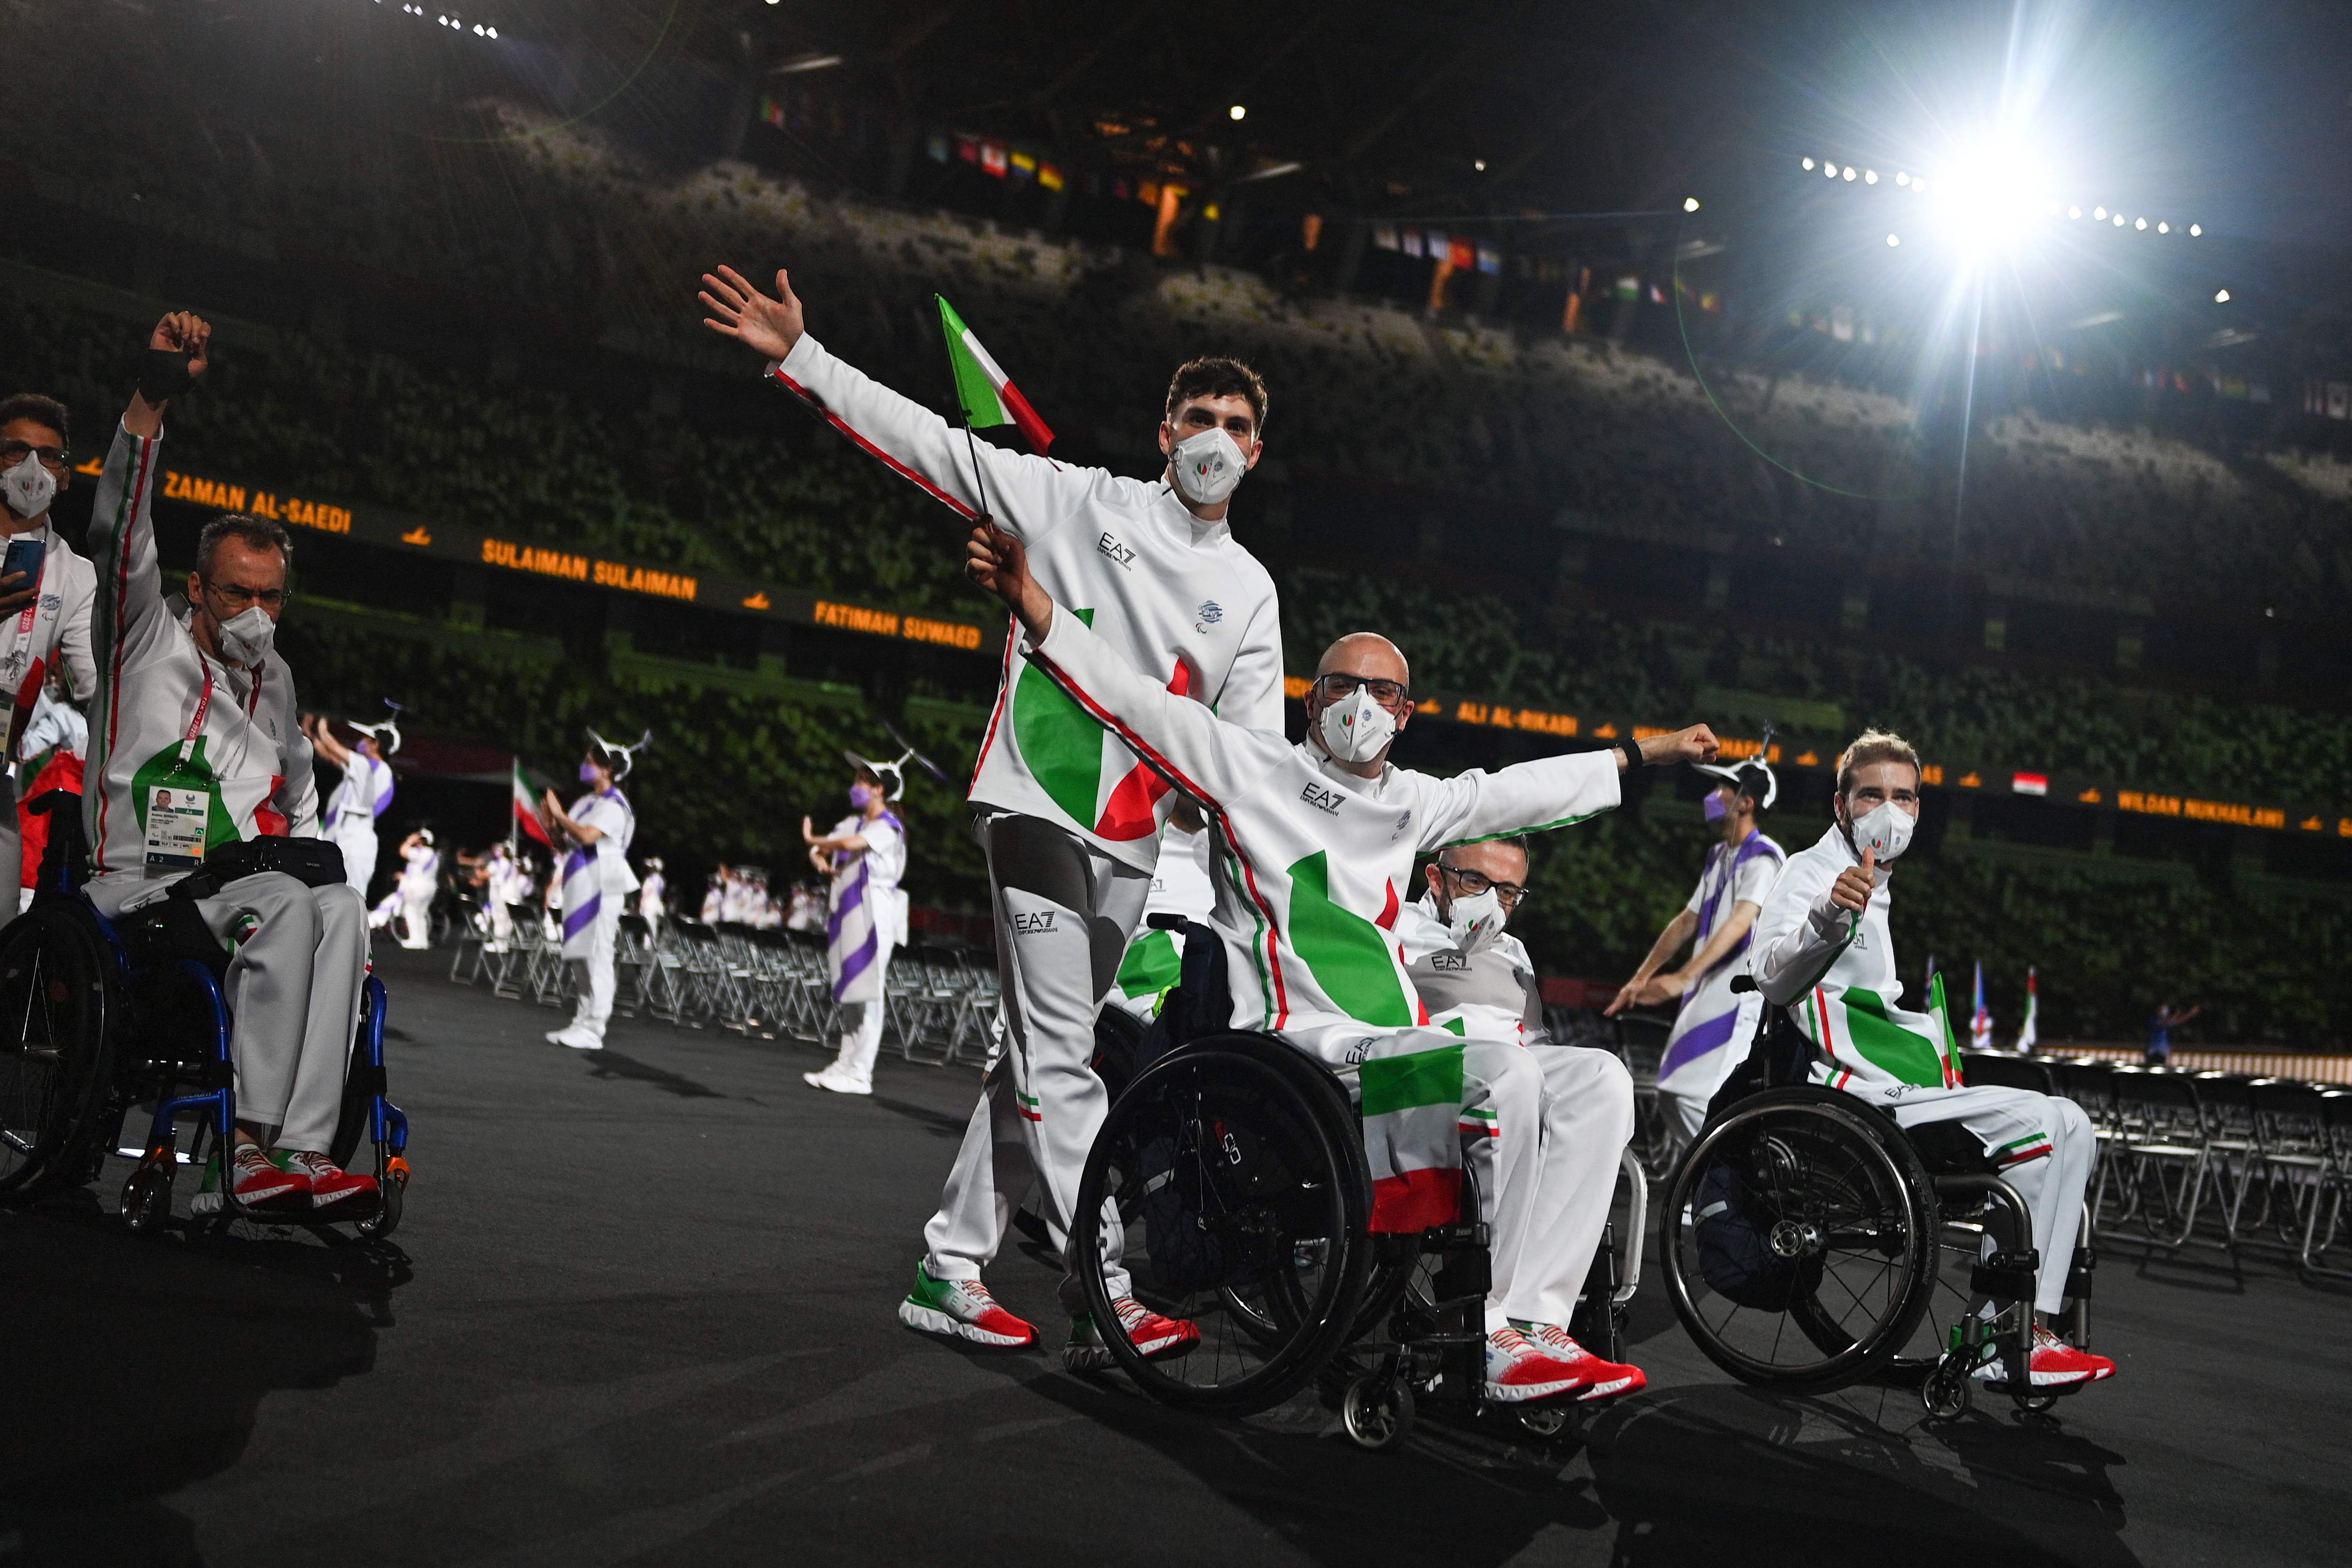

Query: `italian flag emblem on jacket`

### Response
(1011, 608, 1200, 841)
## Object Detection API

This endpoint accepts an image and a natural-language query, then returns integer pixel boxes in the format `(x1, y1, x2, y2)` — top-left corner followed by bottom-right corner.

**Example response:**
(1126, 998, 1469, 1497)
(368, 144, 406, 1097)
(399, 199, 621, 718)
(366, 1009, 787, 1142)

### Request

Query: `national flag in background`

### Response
(1922, 953, 1937, 1006)
(1970, 961, 1993, 1050)
(512, 759, 553, 850)
(935, 295, 1055, 455)
(2015, 967, 2039, 1053)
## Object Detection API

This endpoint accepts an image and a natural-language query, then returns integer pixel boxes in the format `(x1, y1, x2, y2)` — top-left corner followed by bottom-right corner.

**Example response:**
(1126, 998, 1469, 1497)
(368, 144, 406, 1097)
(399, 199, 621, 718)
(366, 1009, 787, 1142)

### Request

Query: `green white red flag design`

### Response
(1359, 1040, 1468, 1232)
(513, 759, 553, 849)
(936, 295, 1055, 454)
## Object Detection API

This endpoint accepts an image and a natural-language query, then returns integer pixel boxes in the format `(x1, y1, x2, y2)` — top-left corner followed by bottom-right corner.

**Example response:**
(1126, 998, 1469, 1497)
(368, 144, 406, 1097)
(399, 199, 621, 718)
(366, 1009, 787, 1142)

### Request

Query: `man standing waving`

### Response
(699, 265, 1283, 1365)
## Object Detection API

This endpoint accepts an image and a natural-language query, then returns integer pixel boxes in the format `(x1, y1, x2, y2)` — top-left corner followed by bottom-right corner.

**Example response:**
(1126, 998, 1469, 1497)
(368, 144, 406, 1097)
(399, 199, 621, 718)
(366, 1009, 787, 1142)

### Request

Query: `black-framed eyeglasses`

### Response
(201, 577, 290, 611)
(1314, 672, 1411, 710)
(0, 440, 69, 472)
(1440, 862, 1529, 907)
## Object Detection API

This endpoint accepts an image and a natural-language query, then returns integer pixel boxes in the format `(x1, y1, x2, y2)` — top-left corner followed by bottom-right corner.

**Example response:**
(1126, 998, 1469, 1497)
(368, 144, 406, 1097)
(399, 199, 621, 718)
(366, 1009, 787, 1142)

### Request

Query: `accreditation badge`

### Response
(144, 784, 210, 869)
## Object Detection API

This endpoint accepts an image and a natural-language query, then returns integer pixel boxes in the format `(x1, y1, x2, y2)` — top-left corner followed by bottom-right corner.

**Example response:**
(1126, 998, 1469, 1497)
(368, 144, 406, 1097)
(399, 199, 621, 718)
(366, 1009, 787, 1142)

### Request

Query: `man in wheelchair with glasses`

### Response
(964, 521, 1717, 1406)
(1750, 730, 2113, 1393)
(78, 313, 376, 1219)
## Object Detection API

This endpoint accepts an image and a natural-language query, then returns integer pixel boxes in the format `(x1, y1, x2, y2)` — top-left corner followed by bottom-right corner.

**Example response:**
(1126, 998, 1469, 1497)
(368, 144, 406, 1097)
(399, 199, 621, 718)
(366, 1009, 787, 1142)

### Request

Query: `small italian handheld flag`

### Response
(512, 759, 553, 849)
(2015, 967, 2039, 1053)
(936, 295, 1055, 455)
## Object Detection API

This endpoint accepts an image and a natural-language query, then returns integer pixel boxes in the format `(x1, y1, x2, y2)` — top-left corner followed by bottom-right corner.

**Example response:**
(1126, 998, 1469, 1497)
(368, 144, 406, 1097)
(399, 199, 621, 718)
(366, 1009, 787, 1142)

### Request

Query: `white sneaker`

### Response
(803, 1068, 872, 1095)
(547, 1027, 604, 1050)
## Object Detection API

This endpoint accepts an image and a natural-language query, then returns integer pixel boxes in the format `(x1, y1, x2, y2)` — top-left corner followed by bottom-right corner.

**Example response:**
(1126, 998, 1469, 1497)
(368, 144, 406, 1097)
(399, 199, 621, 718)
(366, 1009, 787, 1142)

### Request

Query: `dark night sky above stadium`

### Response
(548, 0, 2352, 248)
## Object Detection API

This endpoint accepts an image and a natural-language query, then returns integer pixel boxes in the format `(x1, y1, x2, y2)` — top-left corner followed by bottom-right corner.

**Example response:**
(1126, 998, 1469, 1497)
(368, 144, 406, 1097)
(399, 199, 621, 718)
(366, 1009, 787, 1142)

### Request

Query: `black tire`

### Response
(1661, 1087, 1939, 1393)
(1070, 1032, 1373, 1416)
(0, 907, 118, 1198)
(330, 979, 389, 1171)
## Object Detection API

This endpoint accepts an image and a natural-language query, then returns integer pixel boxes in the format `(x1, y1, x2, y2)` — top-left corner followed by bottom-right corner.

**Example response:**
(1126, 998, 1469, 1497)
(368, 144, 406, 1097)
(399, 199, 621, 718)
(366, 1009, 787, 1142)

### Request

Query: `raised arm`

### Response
(89, 314, 211, 676)
(1418, 726, 1718, 852)
(699, 265, 1082, 544)
(968, 524, 1289, 815)
(304, 714, 354, 770)
(1217, 583, 1287, 736)
(1752, 848, 1873, 1006)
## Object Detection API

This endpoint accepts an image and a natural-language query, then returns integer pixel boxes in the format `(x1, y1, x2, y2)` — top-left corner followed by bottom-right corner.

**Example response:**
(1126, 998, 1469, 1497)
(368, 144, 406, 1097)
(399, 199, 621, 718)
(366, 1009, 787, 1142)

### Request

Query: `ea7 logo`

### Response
(1342, 1036, 1377, 1066)
(1298, 783, 1344, 815)
(1095, 532, 1137, 570)
(1012, 911, 1058, 934)
(1429, 953, 1470, 971)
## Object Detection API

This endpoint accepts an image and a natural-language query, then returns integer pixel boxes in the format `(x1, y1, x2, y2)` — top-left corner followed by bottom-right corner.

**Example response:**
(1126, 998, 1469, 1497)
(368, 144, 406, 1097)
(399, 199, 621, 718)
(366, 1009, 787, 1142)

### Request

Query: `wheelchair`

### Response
(1065, 917, 1642, 1451)
(1658, 979, 2092, 1419)
(0, 791, 409, 1238)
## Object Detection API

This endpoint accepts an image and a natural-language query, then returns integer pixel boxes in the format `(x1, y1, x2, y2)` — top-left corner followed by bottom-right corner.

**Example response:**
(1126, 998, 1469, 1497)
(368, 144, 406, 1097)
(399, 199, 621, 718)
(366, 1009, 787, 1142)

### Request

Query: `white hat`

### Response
(349, 700, 405, 756)
(587, 727, 652, 781)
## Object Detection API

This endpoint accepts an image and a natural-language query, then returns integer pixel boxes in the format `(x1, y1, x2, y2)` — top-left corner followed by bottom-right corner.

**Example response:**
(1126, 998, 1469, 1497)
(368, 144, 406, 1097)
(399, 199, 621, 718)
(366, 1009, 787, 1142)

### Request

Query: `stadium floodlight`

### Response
(2068, 205, 2081, 219)
(2214, 289, 2230, 302)
(2134, 217, 2146, 230)
(1911, 177, 1929, 194)
(2112, 212, 2124, 226)
(1825, 163, 1838, 179)
(1802, 156, 1815, 170)
(1864, 169, 1879, 184)
(2156, 221, 2169, 233)
(2189, 223, 2202, 236)
(1683, 196, 1700, 212)
(1896, 171, 1910, 186)
(1843, 166, 1857, 180)
(1474, 158, 1487, 171)
(1229, 104, 1246, 121)
(1887, 233, 1901, 247)
(2093, 205, 2106, 219)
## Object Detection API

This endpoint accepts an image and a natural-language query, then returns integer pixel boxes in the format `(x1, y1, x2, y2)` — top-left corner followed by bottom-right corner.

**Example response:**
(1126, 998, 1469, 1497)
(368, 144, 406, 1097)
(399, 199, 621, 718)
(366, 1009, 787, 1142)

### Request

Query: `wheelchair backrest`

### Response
(1133, 915, 1233, 1072)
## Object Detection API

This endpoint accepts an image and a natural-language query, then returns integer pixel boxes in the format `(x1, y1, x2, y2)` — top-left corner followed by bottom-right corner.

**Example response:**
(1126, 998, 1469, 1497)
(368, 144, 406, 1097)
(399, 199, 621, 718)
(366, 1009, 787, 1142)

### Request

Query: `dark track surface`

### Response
(6, 945, 2348, 1567)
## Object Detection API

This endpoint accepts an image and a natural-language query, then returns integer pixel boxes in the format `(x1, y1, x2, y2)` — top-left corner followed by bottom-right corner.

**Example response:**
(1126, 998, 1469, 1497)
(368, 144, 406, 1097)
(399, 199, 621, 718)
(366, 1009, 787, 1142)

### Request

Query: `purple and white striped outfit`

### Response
(1656, 829, 1785, 1138)
(825, 809, 905, 1005)
(560, 788, 635, 960)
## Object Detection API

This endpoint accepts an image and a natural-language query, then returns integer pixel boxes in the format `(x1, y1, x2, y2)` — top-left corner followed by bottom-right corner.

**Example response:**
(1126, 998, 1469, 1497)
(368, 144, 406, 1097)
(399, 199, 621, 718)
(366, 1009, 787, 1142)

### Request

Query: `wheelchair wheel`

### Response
(1070, 1032, 1373, 1416)
(1661, 1087, 1938, 1393)
(0, 907, 117, 1197)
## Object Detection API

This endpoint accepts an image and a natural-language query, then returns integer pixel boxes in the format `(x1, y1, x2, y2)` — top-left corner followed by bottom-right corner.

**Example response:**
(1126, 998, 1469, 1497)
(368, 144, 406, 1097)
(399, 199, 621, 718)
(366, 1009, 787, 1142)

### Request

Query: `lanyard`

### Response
(175, 658, 263, 771)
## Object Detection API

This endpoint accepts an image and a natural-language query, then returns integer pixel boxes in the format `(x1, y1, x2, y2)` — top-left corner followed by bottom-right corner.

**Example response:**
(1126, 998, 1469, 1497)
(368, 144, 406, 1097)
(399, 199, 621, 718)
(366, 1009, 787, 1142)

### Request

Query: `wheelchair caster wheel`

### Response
(120, 1165, 173, 1234)
(1922, 1363, 1973, 1420)
(1517, 1405, 1571, 1438)
(1342, 1376, 1414, 1452)
(2014, 1392, 2058, 1415)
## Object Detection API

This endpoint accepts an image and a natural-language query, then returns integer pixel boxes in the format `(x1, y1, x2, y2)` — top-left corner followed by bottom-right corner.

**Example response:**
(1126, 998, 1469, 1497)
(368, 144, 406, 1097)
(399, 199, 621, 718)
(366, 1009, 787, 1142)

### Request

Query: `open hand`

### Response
(699, 266, 805, 362)
(1828, 845, 1877, 913)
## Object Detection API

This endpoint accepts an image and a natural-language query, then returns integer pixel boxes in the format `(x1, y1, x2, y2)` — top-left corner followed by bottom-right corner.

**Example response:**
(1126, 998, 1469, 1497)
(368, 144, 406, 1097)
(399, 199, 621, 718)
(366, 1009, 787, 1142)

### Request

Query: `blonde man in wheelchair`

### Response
(1751, 730, 2115, 1393)
(964, 521, 1715, 1405)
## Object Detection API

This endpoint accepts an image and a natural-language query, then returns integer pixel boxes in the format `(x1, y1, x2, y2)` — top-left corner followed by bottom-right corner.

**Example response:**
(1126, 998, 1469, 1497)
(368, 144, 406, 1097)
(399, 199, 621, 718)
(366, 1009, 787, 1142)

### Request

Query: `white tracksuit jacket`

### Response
(1398, 893, 1548, 1045)
(767, 334, 1283, 870)
(84, 422, 320, 874)
(1020, 608, 1623, 1034)
(0, 518, 96, 750)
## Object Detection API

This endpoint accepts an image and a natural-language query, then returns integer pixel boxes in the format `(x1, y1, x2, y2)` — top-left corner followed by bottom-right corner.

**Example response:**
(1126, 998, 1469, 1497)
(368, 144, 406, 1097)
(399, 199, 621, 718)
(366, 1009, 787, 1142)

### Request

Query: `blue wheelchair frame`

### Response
(23, 789, 409, 1233)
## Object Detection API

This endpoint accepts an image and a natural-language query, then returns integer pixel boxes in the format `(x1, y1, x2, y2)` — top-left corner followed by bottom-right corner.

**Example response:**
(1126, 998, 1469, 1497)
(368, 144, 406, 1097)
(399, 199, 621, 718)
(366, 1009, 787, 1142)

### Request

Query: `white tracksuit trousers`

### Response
(1293, 1026, 1637, 1333)
(819, 941, 894, 1090)
(1889, 1084, 2095, 1313)
(87, 871, 368, 1152)
(923, 813, 1148, 1309)
(564, 902, 620, 1044)
(397, 884, 431, 949)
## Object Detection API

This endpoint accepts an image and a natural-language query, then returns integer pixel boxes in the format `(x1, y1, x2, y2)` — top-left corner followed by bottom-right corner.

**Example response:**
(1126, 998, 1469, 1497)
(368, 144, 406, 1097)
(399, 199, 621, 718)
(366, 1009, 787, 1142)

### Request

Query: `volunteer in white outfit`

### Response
(0, 390, 100, 901)
(700, 263, 1283, 1368)
(1607, 757, 1785, 1159)
(303, 708, 399, 900)
(542, 729, 643, 1050)
(637, 856, 666, 940)
(1751, 729, 2116, 1392)
(480, 841, 521, 950)
(1106, 808, 1215, 1023)
(383, 828, 438, 950)
(1401, 837, 1638, 1383)
(82, 311, 376, 1217)
(964, 524, 1722, 1401)
(802, 755, 909, 1095)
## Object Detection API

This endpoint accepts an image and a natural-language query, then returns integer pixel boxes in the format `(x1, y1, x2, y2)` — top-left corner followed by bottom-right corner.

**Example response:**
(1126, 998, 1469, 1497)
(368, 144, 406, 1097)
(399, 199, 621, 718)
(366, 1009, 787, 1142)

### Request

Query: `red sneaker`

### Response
(1977, 1324, 2117, 1389)
(228, 1144, 310, 1212)
(272, 1150, 381, 1216)
(1523, 1323, 1648, 1401)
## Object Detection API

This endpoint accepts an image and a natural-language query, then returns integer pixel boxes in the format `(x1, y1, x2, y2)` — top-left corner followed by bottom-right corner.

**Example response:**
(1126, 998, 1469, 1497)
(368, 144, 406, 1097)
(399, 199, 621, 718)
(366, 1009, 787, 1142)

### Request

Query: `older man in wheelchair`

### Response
(0, 312, 404, 1233)
(961, 522, 1715, 1434)
(1662, 728, 2113, 1413)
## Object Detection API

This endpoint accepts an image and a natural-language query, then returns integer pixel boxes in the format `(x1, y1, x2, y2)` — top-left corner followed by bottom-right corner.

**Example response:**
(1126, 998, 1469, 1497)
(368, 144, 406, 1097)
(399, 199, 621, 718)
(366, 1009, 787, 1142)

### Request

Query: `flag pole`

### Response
(962, 418, 996, 526)
(508, 755, 518, 862)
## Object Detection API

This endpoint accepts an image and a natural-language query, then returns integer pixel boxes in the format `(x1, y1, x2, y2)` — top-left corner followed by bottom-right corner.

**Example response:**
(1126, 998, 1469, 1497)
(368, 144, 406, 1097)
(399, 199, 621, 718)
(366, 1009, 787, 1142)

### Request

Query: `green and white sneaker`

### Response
(896, 1263, 1036, 1349)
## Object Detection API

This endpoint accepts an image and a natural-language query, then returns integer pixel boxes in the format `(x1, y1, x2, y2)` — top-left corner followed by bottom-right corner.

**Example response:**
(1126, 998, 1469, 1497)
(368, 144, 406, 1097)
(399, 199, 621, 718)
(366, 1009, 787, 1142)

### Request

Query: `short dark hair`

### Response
(1165, 357, 1269, 434)
(196, 513, 293, 576)
(852, 763, 881, 788)
(1728, 762, 1773, 815)
(0, 393, 71, 450)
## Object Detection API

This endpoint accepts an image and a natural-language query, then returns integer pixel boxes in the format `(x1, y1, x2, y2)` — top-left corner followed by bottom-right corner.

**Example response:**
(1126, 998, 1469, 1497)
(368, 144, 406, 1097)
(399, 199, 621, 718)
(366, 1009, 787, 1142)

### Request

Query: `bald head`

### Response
(1317, 633, 1409, 687)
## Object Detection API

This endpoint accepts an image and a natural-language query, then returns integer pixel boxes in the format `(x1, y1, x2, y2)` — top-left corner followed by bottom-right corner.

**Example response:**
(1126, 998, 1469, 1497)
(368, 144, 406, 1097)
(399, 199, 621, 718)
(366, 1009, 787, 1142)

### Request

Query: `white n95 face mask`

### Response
(1169, 427, 1249, 506)
(1848, 799, 1916, 863)
(1446, 886, 1506, 952)
(2, 454, 55, 521)
(216, 605, 277, 667)
(1316, 685, 1395, 765)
